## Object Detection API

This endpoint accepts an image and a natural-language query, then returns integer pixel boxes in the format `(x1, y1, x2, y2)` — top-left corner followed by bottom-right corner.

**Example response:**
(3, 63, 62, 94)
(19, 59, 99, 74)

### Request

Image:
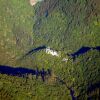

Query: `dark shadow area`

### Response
(56, 77, 76, 100)
(22, 45, 46, 59)
(87, 82, 100, 93)
(0, 65, 51, 81)
(87, 82, 100, 99)
(45, 10, 49, 17)
(36, 0, 59, 17)
(69, 88, 76, 100)
(70, 46, 100, 60)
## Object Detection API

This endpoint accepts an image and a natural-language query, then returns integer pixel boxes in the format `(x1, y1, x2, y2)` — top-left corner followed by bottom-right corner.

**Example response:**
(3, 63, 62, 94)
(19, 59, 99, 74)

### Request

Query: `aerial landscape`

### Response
(0, 0, 100, 100)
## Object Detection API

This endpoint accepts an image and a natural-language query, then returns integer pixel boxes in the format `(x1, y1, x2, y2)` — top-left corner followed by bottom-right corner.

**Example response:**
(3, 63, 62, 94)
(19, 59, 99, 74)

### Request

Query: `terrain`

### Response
(0, 0, 100, 100)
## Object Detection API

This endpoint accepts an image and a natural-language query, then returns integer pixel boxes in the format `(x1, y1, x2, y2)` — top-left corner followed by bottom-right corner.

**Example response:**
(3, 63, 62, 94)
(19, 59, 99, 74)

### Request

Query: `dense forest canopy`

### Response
(0, 0, 100, 99)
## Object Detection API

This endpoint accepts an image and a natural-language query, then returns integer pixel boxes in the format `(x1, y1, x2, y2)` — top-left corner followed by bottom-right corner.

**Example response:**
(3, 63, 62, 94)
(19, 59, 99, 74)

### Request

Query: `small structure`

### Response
(62, 58, 68, 62)
(46, 47, 59, 57)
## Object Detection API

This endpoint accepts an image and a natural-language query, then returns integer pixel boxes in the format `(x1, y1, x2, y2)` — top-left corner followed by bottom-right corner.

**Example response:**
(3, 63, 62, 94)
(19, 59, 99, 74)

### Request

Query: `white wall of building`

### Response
(46, 47, 59, 57)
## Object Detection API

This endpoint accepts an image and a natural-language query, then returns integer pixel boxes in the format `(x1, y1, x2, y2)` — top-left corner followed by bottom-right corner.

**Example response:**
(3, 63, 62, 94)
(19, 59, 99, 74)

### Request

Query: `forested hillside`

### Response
(0, 0, 100, 99)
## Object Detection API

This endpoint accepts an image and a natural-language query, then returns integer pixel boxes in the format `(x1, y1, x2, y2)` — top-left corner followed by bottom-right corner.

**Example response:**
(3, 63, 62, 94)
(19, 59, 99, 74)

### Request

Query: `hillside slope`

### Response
(0, 0, 100, 100)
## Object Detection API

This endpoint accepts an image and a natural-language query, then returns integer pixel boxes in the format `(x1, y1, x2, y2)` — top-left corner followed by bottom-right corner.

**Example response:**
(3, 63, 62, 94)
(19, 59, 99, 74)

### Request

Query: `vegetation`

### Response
(0, 0, 100, 99)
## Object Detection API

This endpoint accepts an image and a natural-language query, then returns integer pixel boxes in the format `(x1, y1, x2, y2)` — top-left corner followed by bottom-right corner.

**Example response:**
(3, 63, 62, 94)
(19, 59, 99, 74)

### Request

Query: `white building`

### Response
(46, 47, 59, 57)
(62, 58, 68, 62)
